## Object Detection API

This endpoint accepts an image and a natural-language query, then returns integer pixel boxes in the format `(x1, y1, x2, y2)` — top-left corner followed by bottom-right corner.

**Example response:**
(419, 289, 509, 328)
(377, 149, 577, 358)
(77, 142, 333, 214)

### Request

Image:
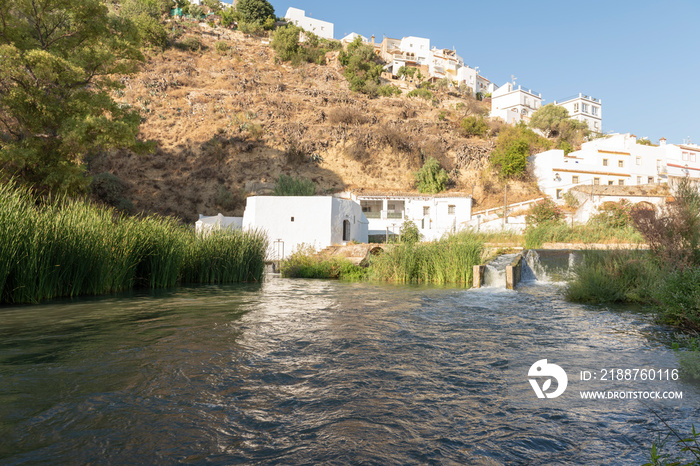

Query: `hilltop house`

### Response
(242, 196, 367, 259)
(350, 193, 472, 241)
(553, 93, 603, 133)
(490, 82, 542, 124)
(530, 133, 700, 200)
(285, 7, 334, 40)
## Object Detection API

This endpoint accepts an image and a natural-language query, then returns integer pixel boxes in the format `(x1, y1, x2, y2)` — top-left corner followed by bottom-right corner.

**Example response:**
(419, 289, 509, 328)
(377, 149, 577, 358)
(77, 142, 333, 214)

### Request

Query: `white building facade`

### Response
(242, 196, 367, 259)
(285, 7, 334, 40)
(353, 193, 472, 241)
(530, 133, 700, 200)
(552, 93, 602, 133)
(490, 82, 542, 124)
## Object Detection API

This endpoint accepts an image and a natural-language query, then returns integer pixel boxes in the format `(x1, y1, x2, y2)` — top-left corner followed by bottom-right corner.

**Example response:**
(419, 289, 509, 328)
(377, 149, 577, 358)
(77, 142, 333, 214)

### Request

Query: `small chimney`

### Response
(371, 35, 375, 45)
(659, 137, 667, 146)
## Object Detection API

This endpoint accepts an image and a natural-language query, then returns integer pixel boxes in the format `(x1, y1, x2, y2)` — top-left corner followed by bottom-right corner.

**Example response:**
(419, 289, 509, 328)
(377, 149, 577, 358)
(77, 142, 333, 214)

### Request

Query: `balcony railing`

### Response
(364, 212, 381, 218)
(387, 212, 404, 219)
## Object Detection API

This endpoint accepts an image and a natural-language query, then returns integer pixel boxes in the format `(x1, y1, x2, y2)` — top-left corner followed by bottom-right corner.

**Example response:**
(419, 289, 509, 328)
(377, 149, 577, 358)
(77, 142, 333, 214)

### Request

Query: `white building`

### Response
(285, 7, 334, 40)
(195, 213, 242, 235)
(490, 82, 542, 124)
(552, 93, 602, 133)
(530, 133, 700, 200)
(341, 32, 367, 46)
(353, 193, 472, 241)
(242, 196, 367, 259)
(476, 75, 496, 96)
(428, 48, 463, 82)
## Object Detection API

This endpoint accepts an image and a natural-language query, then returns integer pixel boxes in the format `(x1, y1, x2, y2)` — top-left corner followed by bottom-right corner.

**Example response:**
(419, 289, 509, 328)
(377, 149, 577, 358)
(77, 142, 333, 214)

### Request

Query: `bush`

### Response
(175, 36, 202, 51)
(590, 200, 634, 229)
(526, 199, 564, 226)
(272, 175, 316, 196)
(400, 220, 420, 244)
(490, 139, 529, 179)
(377, 84, 401, 97)
(407, 88, 433, 100)
(414, 157, 449, 194)
(654, 267, 700, 331)
(460, 116, 488, 138)
(280, 245, 366, 279)
(214, 40, 231, 54)
(90, 172, 133, 211)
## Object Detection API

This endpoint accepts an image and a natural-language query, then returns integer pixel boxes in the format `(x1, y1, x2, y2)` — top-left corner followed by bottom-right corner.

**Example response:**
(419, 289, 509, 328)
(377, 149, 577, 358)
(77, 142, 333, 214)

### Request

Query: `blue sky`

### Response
(268, 0, 699, 145)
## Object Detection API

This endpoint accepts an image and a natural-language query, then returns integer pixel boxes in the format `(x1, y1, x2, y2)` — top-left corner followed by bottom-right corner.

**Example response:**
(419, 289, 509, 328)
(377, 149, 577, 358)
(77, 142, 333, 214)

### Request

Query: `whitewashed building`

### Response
(552, 93, 603, 133)
(341, 32, 367, 46)
(195, 213, 242, 236)
(530, 133, 700, 200)
(490, 82, 542, 124)
(242, 196, 367, 259)
(352, 193, 472, 241)
(285, 7, 334, 40)
(428, 48, 463, 82)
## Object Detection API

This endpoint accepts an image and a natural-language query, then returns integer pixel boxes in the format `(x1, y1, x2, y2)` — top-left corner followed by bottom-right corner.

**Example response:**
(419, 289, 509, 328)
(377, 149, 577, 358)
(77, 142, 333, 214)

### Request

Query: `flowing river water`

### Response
(1, 254, 699, 464)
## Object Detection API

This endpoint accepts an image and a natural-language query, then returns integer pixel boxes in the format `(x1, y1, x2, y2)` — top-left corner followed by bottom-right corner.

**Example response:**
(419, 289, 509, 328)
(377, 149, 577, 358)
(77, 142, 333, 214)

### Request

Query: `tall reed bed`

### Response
(0, 182, 267, 304)
(369, 232, 484, 285)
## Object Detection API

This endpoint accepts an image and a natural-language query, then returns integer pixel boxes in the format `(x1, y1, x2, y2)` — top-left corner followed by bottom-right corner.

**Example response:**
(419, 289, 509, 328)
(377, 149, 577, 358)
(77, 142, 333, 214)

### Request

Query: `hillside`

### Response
(90, 24, 541, 222)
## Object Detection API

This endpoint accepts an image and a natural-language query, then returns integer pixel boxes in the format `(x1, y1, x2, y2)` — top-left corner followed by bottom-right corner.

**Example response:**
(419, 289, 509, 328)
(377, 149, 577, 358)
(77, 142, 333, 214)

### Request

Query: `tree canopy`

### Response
(0, 0, 150, 194)
(235, 0, 275, 24)
(529, 104, 589, 153)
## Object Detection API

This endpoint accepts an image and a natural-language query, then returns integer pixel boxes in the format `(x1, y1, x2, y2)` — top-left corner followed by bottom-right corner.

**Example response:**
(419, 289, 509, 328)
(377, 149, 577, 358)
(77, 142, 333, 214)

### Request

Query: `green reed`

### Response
(369, 231, 484, 285)
(0, 182, 268, 304)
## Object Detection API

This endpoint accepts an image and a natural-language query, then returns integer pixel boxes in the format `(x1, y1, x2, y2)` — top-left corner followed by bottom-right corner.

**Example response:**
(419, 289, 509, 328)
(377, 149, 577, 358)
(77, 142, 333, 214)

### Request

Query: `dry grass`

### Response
(92, 24, 541, 222)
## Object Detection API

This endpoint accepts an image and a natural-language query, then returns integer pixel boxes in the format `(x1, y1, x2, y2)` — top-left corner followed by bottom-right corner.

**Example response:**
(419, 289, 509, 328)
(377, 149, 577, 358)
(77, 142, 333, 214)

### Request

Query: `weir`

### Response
(476, 249, 579, 289)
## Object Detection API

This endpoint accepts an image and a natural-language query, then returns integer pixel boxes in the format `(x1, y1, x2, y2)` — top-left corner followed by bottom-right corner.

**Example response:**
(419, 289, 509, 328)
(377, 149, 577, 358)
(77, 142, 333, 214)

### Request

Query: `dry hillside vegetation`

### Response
(90, 25, 540, 221)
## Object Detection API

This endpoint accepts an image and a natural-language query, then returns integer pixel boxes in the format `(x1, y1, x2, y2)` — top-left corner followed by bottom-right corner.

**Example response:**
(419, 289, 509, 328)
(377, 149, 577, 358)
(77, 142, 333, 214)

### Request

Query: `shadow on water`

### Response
(0, 275, 698, 464)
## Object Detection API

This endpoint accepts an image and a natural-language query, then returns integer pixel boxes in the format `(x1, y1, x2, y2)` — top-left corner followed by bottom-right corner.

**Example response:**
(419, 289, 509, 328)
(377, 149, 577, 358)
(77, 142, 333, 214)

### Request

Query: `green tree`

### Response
(396, 66, 416, 79)
(0, 0, 149, 195)
(202, 0, 222, 13)
(119, 0, 168, 48)
(528, 104, 570, 138)
(414, 157, 449, 194)
(338, 37, 384, 95)
(235, 0, 274, 24)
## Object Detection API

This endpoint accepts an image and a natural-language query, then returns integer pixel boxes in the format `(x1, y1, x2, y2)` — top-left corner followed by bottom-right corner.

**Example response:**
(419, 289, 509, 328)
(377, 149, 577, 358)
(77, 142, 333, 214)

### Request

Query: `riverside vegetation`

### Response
(0, 182, 267, 304)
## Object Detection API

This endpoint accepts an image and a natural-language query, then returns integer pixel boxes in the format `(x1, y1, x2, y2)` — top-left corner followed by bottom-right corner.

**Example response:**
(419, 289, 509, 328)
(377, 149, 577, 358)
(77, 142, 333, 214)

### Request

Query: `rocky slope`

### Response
(90, 23, 541, 222)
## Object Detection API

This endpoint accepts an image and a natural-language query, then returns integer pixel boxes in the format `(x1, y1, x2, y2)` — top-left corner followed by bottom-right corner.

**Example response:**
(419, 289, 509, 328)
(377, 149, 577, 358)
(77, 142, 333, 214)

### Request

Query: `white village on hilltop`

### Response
(196, 6, 700, 258)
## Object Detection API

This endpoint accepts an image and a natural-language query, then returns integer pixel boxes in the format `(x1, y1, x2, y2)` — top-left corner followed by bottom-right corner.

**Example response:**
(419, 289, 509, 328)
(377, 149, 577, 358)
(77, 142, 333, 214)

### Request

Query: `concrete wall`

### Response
(195, 213, 242, 235)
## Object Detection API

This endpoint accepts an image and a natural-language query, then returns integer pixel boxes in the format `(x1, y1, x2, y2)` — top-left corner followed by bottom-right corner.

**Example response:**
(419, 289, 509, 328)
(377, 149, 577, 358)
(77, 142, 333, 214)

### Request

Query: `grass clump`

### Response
(0, 181, 267, 304)
(407, 88, 433, 100)
(564, 250, 661, 304)
(280, 246, 367, 280)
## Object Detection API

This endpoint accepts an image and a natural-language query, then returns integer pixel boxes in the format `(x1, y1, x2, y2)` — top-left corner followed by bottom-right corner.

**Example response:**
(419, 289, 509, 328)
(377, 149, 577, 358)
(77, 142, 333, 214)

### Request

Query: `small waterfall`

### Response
(522, 249, 578, 284)
(483, 253, 518, 288)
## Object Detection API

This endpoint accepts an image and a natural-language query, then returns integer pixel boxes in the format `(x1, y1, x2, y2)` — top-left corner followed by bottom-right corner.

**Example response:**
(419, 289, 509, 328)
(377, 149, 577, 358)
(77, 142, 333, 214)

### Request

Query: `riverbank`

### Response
(0, 182, 267, 304)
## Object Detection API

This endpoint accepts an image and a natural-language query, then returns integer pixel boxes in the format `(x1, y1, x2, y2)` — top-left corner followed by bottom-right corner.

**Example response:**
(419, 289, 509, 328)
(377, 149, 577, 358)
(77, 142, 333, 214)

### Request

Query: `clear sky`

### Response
(268, 0, 700, 145)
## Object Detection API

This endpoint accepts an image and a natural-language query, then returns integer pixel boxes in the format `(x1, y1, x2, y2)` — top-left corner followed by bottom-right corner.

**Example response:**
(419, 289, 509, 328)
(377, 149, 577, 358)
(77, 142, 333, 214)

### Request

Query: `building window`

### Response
(342, 220, 351, 241)
(636, 156, 641, 165)
(388, 203, 395, 211)
(572, 175, 579, 184)
(423, 206, 430, 216)
(683, 152, 689, 161)
(291, 217, 294, 222)
(592, 106, 599, 116)
(448, 205, 456, 215)
(556, 189, 563, 199)
(618, 179, 625, 186)
(603, 159, 609, 166)
(582, 103, 589, 113)
(573, 103, 579, 112)
(594, 178, 600, 185)
(618, 160, 624, 168)
(692, 153, 697, 162)
(608, 180, 614, 185)
(648, 176, 654, 184)
(637, 176, 642, 184)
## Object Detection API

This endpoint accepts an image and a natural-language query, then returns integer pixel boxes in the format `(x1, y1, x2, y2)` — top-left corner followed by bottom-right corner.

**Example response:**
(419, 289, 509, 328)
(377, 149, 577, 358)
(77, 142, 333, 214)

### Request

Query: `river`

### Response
(1, 271, 698, 464)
